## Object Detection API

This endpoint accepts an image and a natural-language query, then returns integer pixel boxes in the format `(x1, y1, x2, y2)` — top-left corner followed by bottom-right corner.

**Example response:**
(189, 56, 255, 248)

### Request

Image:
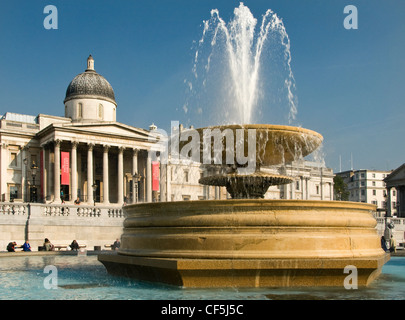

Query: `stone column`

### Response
(386, 186, 392, 217)
(21, 146, 27, 202)
(0, 143, 8, 201)
(87, 143, 94, 204)
(46, 146, 52, 202)
(71, 142, 78, 202)
(103, 145, 110, 204)
(54, 140, 61, 203)
(160, 163, 167, 202)
(146, 151, 152, 202)
(41, 146, 47, 202)
(118, 146, 124, 205)
(132, 148, 138, 204)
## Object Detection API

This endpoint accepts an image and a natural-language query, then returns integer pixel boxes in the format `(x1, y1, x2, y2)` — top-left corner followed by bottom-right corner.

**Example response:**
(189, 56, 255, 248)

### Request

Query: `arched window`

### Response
(98, 104, 103, 119)
(78, 103, 83, 118)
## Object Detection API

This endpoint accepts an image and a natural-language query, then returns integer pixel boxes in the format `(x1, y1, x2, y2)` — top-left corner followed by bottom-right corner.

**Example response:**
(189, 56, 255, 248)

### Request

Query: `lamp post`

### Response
(133, 173, 141, 203)
(92, 183, 97, 206)
(31, 162, 38, 203)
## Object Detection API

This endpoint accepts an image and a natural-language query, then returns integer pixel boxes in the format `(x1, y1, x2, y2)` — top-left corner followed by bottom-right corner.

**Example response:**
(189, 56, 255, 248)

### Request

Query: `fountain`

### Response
(98, 3, 389, 287)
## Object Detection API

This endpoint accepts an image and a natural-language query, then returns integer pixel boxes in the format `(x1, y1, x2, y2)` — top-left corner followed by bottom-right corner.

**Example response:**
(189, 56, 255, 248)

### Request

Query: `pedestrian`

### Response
(112, 238, 121, 250)
(22, 240, 31, 252)
(70, 240, 80, 251)
(390, 235, 397, 253)
(43, 238, 55, 251)
(381, 236, 388, 252)
(6, 241, 17, 252)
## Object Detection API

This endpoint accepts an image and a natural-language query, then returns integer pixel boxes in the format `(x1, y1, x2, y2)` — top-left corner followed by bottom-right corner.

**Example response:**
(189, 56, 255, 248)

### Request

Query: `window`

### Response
(296, 181, 300, 190)
(316, 185, 319, 194)
(372, 181, 376, 186)
(78, 103, 83, 118)
(9, 185, 19, 201)
(182, 195, 191, 201)
(372, 173, 376, 178)
(10, 152, 17, 167)
(373, 190, 376, 196)
(184, 170, 189, 183)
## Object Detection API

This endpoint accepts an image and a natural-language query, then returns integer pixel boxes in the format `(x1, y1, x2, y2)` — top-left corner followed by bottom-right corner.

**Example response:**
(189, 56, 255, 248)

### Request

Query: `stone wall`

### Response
(0, 202, 125, 251)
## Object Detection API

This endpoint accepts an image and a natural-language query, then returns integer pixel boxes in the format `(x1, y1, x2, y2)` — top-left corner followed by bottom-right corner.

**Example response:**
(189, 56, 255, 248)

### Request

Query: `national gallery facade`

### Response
(0, 56, 160, 206)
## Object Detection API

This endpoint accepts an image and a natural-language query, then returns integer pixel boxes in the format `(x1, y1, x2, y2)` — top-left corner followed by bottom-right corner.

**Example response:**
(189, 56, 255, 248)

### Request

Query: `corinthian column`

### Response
(87, 143, 94, 204)
(103, 145, 110, 204)
(132, 148, 138, 204)
(54, 140, 61, 203)
(71, 142, 78, 202)
(118, 146, 124, 205)
(146, 151, 152, 203)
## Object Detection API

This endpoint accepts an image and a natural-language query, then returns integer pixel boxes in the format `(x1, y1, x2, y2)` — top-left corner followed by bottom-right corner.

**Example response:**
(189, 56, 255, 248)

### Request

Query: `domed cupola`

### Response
(64, 55, 117, 122)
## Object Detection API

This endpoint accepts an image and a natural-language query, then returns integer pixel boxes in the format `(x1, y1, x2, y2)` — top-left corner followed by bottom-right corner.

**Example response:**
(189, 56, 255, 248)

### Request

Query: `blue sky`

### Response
(0, 0, 404, 173)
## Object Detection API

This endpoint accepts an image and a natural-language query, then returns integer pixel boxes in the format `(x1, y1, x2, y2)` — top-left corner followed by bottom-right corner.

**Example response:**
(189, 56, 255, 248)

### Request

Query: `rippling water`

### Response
(0, 255, 404, 300)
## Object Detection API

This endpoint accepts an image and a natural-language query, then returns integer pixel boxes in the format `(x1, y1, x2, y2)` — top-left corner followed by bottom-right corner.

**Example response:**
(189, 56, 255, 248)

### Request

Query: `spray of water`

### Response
(186, 2, 297, 126)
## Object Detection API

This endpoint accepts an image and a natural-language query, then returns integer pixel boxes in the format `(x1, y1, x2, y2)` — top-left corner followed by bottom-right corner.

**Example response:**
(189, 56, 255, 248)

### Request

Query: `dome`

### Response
(64, 55, 117, 105)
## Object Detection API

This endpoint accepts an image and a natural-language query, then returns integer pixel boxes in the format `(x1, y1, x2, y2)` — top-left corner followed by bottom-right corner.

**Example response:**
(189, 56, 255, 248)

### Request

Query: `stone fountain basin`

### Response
(99, 200, 389, 287)
(188, 124, 323, 167)
(119, 200, 383, 259)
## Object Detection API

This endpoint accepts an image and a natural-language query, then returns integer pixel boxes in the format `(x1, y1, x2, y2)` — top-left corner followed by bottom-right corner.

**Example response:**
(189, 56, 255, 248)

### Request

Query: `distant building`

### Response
(384, 163, 405, 218)
(335, 169, 395, 215)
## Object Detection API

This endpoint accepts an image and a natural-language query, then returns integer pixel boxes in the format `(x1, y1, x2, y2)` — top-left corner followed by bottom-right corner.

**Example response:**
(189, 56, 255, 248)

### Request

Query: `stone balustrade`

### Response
(0, 202, 126, 251)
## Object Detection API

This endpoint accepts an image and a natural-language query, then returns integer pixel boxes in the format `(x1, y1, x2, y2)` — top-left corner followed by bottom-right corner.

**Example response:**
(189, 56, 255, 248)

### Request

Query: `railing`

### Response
(0, 203, 28, 216)
(0, 202, 125, 219)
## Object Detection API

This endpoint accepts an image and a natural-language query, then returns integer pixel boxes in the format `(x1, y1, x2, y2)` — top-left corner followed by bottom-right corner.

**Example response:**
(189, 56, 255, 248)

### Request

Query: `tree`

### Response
(334, 175, 350, 201)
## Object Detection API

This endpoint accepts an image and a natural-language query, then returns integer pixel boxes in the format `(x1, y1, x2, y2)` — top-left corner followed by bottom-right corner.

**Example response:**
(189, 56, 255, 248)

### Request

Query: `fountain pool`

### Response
(1, 254, 404, 300)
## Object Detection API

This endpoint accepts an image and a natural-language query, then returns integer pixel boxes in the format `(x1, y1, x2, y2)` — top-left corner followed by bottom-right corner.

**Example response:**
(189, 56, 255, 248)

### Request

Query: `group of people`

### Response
(6, 238, 121, 252)
(6, 241, 32, 252)
(381, 235, 397, 253)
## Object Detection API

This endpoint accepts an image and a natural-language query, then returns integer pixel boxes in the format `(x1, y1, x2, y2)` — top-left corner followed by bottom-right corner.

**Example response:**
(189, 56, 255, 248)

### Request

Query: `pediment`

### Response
(68, 122, 150, 138)
(384, 163, 405, 185)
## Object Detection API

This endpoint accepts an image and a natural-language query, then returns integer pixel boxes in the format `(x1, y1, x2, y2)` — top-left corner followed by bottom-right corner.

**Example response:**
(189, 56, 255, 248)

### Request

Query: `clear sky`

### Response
(0, 0, 404, 173)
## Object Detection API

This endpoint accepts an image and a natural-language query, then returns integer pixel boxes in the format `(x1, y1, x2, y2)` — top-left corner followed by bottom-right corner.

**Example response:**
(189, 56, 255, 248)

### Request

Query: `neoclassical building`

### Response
(0, 56, 159, 205)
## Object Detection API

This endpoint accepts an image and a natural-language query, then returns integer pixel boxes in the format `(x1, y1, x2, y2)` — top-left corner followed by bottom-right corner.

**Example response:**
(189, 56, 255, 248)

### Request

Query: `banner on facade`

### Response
(61, 151, 70, 185)
(152, 161, 159, 191)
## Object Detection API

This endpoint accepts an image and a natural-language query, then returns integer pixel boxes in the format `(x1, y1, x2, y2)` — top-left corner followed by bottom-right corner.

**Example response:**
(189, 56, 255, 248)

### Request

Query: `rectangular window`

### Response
(373, 190, 376, 196)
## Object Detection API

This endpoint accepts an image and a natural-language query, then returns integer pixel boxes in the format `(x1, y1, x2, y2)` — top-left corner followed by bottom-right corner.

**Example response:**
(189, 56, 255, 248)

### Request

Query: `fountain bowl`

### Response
(190, 124, 323, 167)
(98, 199, 389, 288)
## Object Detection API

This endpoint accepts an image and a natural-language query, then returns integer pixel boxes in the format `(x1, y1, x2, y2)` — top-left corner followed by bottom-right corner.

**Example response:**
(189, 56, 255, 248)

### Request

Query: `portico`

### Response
(39, 131, 155, 205)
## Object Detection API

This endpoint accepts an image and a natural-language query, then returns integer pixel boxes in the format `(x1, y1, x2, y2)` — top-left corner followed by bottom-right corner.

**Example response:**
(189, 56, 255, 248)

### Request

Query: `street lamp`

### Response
(92, 183, 97, 206)
(133, 173, 141, 203)
(23, 158, 28, 202)
(31, 162, 38, 202)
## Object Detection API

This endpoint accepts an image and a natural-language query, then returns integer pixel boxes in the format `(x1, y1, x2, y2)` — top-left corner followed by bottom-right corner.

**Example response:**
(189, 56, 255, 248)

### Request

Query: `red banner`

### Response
(61, 152, 70, 186)
(152, 161, 160, 191)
